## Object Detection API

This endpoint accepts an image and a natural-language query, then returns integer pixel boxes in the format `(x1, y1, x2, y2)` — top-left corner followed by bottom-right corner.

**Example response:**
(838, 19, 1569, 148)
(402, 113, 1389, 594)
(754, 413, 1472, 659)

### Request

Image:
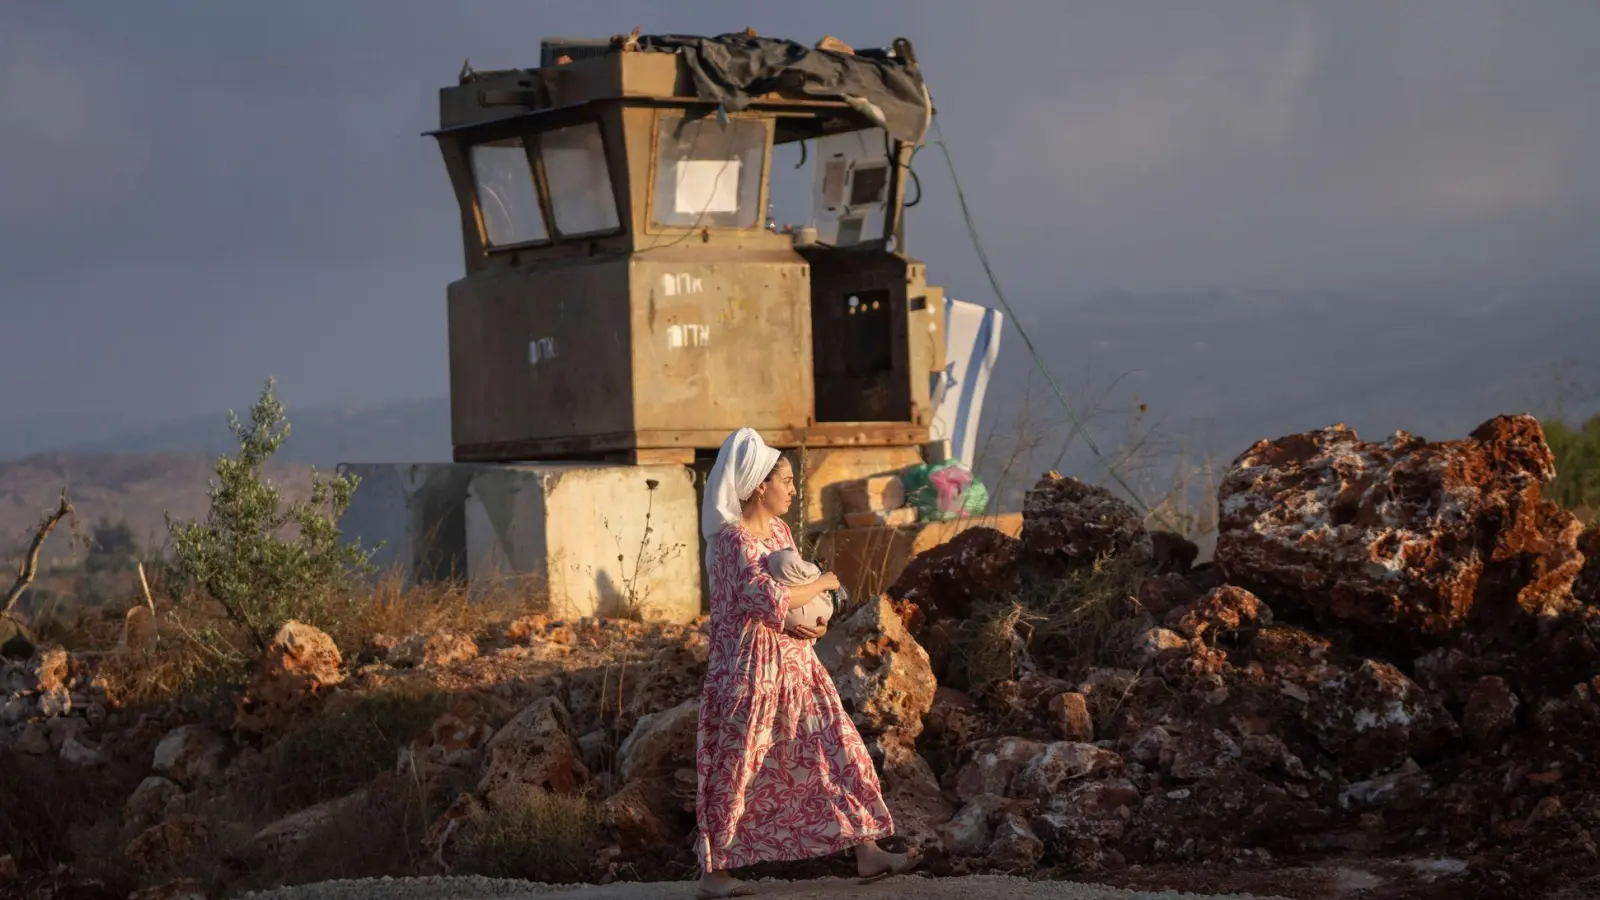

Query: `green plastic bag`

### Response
(902, 460, 990, 522)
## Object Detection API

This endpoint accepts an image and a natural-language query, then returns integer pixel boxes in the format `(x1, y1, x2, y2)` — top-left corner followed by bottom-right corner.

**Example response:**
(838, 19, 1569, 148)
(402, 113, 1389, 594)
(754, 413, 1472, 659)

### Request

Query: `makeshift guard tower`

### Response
(341, 33, 964, 623)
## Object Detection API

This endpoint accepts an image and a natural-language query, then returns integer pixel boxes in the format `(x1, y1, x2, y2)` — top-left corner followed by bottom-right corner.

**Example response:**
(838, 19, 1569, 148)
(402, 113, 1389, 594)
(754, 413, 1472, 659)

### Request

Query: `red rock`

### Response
(875, 739, 955, 853)
(1301, 659, 1458, 776)
(939, 794, 1008, 857)
(151, 724, 229, 789)
(1032, 777, 1141, 844)
(1011, 741, 1124, 801)
(954, 737, 1045, 802)
(477, 696, 589, 809)
(888, 527, 1021, 633)
(814, 593, 936, 742)
(1050, 691, 1095, 742)
(1215, 416, 1585, 650)
(1021, 473, 1154, 572)
(987, 812, 1045, 869)
(1164, 586, 1273, 643)
(1463, 675, 1520, 749)
(388, 633, 479, 668)
(617, 699, 698, 782)
(1135, 574, 1200, 620)
(598, 778, 679, 854)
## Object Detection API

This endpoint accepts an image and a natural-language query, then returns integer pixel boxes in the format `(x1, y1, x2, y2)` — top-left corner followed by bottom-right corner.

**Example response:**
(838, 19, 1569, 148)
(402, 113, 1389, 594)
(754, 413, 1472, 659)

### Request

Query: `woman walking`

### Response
(694, 428, 919, 898)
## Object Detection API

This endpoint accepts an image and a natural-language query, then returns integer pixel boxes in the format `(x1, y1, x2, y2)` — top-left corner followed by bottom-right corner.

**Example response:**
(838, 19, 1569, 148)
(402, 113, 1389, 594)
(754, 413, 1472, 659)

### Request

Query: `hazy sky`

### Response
(4, 1, 1598, 423)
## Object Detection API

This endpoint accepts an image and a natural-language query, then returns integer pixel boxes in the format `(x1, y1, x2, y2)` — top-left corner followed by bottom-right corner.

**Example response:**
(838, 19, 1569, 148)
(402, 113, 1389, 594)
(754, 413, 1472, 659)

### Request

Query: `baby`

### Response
(765, 547, 836, 633)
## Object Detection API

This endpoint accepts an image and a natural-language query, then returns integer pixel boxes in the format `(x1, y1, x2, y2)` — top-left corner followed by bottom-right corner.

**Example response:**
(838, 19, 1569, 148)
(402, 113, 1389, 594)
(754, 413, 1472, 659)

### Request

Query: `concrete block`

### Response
(336, 463, 481, 587)
(465, 463, 701, 623)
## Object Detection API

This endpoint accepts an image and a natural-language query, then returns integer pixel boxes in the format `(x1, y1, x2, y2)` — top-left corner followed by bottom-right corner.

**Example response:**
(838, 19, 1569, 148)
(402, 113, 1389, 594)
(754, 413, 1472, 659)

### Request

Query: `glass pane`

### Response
(652, 114, 767, 229)
(541, 122, 620, 236)
(471, 139, 547, 247)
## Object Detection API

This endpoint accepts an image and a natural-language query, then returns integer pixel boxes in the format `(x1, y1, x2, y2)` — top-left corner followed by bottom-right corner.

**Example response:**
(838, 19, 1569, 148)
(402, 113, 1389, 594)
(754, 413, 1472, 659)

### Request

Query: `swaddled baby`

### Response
(765, 547, 836, 633)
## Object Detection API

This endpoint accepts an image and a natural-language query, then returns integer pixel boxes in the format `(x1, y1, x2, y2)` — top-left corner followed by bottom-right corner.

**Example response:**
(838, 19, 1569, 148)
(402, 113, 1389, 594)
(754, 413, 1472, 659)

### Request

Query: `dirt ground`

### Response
(249, 873, 1280, 900)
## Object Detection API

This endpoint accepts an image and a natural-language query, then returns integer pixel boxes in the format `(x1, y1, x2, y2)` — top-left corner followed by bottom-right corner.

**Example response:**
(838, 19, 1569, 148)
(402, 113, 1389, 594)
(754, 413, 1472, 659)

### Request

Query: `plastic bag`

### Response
(902, 460, 990, 522)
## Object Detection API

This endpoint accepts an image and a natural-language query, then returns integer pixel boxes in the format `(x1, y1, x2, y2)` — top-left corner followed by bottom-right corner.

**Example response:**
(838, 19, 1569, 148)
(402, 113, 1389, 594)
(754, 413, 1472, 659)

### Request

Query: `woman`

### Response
(694, 428, 919, 898)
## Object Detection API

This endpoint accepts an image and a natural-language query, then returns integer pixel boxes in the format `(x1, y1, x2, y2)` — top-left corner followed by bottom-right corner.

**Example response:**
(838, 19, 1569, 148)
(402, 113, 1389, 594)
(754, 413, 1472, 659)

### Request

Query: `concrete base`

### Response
(465, 463, 700, 623)
(335, 463, 481, 588)
(337, 461, 702, 624)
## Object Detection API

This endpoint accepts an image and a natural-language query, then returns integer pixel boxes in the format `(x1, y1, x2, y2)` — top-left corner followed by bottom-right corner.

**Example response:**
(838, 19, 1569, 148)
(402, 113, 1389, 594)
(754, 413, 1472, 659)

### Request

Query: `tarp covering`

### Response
(634, 33, 931, 145)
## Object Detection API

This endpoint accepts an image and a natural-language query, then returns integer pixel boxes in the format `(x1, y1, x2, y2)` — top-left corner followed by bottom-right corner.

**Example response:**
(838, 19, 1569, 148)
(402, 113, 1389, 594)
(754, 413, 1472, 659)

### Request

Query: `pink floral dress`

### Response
(694, 518, 894, 871)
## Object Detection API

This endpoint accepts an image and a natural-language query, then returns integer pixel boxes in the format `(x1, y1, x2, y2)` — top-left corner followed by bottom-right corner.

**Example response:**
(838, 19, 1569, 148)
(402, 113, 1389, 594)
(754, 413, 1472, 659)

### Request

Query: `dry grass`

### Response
(452, 786, 602, 881)
(256, 682, 448, 816)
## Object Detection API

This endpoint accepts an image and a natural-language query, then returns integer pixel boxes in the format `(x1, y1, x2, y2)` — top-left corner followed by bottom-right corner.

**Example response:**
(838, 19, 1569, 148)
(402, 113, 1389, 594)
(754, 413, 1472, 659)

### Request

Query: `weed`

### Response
(452, 786, 601, 881)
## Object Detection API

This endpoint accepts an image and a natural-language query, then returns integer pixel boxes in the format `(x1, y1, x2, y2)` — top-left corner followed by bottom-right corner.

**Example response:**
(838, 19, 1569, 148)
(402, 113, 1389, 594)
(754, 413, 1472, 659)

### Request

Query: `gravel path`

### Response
(242, 874, 1282, 900)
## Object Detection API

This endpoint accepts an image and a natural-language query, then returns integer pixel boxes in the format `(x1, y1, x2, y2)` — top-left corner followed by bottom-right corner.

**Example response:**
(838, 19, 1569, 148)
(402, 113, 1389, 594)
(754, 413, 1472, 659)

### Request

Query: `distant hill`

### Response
(0, 397, 453, 469)
(2, 284, 1596, 536)
(0, 453, 314, 563)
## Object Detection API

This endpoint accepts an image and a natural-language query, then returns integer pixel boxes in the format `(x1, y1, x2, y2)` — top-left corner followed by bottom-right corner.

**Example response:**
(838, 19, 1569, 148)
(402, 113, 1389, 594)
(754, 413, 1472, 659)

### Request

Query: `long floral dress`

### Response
(694, 518, 895, 872)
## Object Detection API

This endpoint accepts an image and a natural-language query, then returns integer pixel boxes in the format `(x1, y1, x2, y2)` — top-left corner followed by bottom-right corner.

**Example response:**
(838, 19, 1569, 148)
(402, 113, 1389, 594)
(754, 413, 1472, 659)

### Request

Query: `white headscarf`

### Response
(701, 427, 783, 541)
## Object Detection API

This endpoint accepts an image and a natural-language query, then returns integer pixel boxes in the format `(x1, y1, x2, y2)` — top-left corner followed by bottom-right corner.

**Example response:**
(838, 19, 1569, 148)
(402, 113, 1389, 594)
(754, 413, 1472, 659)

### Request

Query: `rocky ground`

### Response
(6, 413, 1600, 899)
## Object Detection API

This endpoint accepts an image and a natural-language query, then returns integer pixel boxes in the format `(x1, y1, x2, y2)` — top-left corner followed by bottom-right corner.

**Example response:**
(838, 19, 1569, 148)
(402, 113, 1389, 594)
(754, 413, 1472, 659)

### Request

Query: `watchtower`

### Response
(428, 33, 946, 475)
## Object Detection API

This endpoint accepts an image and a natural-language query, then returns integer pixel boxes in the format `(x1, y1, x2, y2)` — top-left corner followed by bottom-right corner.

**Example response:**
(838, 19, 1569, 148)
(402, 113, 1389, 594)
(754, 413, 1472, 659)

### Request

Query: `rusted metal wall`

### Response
(447, 259, 635, 450)
(629, 249, 813, 437)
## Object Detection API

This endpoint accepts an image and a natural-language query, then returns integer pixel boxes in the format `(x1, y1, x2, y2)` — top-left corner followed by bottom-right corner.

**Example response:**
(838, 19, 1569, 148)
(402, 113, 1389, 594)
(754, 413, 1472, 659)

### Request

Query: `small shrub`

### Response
(165, 377, 379, 651)
(1544, 413, 1600, 517)
(453, 786, 600, 881)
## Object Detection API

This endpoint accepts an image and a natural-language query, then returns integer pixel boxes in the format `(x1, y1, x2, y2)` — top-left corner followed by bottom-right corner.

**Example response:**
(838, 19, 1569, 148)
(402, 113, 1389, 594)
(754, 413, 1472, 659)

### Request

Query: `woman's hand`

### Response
(814, 572, 841, 593)
(787, 621, 827, 641)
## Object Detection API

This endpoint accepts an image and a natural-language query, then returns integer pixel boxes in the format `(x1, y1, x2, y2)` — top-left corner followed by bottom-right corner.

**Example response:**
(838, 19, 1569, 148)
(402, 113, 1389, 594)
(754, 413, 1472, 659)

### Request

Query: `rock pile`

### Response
(886, 414, 1600, 892)
(6, 413, 1600, 898)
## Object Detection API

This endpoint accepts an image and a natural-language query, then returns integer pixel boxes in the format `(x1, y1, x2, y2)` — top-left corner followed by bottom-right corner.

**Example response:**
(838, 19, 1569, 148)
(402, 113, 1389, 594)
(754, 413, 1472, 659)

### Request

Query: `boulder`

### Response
(243, 790, 368, 865)
(477, 696, 589, 809)
(598, 778, 680, 853)
(1050, 691, 1095, 743)
(387, 633, 479, 668)
(399, 711, 495, 777)
(151, 725, 229, 789)
(939, 794, 1007, 858)
(815, 594, 936, 742)
(126, 776, 183, 830)
(875, 739, 954, 853)
(1020, 473, 1153, 572)
(234, 621, 345, 738)
(1301, 659, 1458, 776)
(987, 813, 1045, 870)
(1010, 742, 1124, 801)
(1215, 415, 1585, 650)
(1163, 586, 1272, 644)
(888, 527, 1021, 633)
(954, 737, 1045, 803)
(617, 699, 699, 783)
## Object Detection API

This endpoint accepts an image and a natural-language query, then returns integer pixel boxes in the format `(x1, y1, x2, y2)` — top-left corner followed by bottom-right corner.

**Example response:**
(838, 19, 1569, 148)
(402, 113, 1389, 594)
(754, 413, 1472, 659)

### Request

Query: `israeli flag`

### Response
(929, 297, 1004, 466)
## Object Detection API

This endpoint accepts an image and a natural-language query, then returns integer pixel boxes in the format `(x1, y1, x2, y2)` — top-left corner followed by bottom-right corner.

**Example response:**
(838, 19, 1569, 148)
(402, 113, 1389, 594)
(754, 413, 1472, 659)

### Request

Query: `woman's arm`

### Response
(782, 574, 840, 609)
(723, 530, 791, 630)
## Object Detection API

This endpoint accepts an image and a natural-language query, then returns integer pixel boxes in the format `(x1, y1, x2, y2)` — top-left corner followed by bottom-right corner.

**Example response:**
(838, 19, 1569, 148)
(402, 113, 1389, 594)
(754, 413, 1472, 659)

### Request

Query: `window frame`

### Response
(644, 109, 774, 236)
(465, 117, 626, 254)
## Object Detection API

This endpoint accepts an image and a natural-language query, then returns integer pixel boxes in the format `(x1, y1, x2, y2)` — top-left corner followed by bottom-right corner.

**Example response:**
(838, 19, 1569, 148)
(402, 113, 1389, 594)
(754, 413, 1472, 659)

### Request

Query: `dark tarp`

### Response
(634, 34, 931, 145)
